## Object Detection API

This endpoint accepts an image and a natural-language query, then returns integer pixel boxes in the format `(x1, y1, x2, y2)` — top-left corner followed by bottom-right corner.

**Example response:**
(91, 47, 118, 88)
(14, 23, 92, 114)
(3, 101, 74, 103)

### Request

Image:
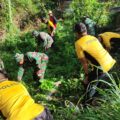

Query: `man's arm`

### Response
(43, 37, 48, 51)
(79, 57, 89, 85)
(98, 36, 110, 52)
(105, 46, 110, 52)
(17, 66, 24, 81)
(75, 43, 89, 85)
(36, 42, 39, 52)
(45, 37, 54, 50)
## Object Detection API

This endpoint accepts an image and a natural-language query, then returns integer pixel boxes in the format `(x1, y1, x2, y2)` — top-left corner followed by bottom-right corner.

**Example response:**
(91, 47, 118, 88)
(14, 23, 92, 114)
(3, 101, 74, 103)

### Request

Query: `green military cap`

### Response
(15, 53, 24, 63)
(32, 30, 39, 37)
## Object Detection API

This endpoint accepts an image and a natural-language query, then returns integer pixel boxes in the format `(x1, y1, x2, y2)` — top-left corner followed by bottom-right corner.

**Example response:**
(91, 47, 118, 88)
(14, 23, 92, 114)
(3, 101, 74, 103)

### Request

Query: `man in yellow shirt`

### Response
(0, 59, 53, 120)
(74, 23, 116, 87)
(98, 32, 120, 52)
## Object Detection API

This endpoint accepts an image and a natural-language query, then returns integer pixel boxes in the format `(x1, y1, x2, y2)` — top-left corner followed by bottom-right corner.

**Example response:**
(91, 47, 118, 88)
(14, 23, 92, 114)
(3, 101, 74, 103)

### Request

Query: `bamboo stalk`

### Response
(8, 0, 13, 27)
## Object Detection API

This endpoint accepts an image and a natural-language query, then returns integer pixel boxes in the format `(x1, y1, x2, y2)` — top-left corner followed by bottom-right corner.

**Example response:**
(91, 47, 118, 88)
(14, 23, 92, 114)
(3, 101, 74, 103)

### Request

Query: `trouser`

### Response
(34, 108, 53, 120)
(0, 59, 7, 77)
(87, 67, 104, 83)
(33, 54, 48, 81)
(110, 38, 120, 53)
(84, 64, 117, 104)
(83, 67, 108, 104)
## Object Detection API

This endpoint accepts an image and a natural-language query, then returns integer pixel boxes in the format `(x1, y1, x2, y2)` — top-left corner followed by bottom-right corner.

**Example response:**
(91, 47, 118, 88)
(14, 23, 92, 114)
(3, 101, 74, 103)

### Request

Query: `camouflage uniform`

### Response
(0, 58, 7, 76)
(39, 32, 53, 50)
(16, 52, 48, 81)
(33, 31, 54, 50)
(85, 18, 96, 36)
(0, 59, 5, 72)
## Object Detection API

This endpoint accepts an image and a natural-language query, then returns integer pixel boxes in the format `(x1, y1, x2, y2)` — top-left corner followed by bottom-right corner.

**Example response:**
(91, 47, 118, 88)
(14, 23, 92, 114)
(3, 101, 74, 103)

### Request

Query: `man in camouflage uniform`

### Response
(32, 31, 54, 51)
(15, 52, 48, 82)
(83, 16, 96, 36)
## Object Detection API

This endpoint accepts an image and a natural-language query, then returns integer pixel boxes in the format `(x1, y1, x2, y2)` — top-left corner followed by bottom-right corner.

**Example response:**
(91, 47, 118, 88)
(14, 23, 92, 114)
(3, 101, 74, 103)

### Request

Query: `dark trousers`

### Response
(34, 108, 53, 120)
(110, 38, 120, 53)
(88, 67, 104, 83)
(83, 67, 108, 103)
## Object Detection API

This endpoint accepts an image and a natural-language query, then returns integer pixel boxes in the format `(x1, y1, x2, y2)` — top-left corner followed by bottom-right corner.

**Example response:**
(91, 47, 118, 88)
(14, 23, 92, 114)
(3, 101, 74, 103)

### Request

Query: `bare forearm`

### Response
(83, 63, 88, 75)
(79, 58, 88, 75)
(106, 47, 110, 52)
(79, 58, 89, 86)
(17, 67, 24, 81)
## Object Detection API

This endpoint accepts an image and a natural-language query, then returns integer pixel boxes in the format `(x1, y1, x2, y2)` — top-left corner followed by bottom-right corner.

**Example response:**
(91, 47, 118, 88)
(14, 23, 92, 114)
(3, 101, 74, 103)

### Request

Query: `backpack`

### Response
(50, 16, 57, 25)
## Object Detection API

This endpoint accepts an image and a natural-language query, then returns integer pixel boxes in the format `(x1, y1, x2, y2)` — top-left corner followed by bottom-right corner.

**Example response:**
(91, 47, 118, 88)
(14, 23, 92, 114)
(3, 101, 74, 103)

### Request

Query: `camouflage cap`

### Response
(0, 58, 7, 76)
(15, 53, 24, 63)
(32, 30, 39, 37)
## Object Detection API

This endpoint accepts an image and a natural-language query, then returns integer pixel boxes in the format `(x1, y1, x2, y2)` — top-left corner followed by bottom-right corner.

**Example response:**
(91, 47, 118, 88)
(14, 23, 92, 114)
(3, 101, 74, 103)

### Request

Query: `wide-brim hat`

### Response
(48, 10, 52, 14)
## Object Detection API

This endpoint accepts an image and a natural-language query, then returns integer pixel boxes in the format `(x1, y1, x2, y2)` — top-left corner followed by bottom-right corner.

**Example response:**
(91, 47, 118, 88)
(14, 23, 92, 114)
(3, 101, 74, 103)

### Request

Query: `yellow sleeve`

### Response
(99, 34, 111, 49)
(48, 21, 55, 28)
(103, 38, 111, 49)
(75, 42, 85, 58)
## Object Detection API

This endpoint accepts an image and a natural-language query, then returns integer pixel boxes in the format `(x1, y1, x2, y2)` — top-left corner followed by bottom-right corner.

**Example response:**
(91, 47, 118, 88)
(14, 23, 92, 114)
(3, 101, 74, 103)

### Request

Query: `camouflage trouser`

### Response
(35, 54, 48, 80)
(24, 52, 49, 81)
(0, 58, 7, 76)
(34, 108, 53, 120)
(0, 59, 5, 72)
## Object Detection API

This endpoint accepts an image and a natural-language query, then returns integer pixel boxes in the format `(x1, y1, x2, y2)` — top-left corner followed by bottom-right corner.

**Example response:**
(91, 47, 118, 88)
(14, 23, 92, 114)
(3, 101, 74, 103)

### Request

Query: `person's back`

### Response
(99, 32, 120, 50)
(39, 32, 53, 41)
(39, 32, 53, 50)
(50, 16, 57, 28)
(75, 35, 116, 72)
(74, 22, 116, 101)
(26, 52, 48, 64)
(48, 10, 57, 28)
(0, 80, 44, 120)
(15, 52, 48, 81)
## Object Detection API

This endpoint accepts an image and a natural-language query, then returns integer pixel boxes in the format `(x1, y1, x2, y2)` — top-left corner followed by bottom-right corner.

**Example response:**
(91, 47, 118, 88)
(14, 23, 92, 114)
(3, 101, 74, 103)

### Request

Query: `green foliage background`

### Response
(1, 0, 120, 120)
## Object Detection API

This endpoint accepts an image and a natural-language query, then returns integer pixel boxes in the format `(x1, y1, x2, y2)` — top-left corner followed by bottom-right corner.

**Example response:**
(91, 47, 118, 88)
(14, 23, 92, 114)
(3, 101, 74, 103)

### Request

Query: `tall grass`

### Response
(52, 72, 120, 120)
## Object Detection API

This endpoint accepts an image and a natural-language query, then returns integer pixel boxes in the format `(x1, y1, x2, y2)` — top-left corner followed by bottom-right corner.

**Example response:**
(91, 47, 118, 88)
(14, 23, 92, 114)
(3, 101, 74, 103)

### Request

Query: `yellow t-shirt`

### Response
(75, 35, 116, 72)
(0, 80, 44, 120)
(99, 32, 120, 49)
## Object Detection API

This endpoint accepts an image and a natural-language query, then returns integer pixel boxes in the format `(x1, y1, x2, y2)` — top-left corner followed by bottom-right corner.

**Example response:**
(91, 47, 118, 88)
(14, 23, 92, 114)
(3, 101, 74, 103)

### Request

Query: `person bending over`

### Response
(74, 23, 116, 88)
(32, 31, 54, 51)
(0, 59, 53, 120)
(15, 52, 48, 82)
(98, 32, 120, 53)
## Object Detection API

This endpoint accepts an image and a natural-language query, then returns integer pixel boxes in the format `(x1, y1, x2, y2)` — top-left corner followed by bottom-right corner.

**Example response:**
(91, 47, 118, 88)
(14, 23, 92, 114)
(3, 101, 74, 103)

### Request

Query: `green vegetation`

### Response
(1, 0, 120, 120)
